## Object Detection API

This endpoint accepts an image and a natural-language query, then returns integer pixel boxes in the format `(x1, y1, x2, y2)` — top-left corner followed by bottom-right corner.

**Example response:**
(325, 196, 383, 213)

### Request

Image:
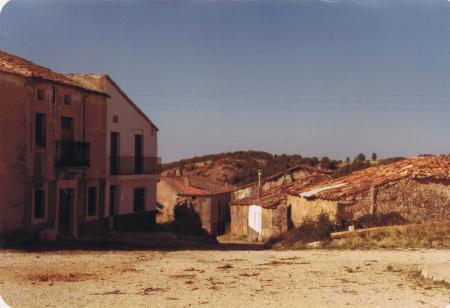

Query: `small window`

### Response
(34, 188, 45, 219)
(35, 113, 46, 147)
(64, 94, 72, 105)
(113, 115, 119, 123)
(87, 187, 97, 217)
(133, 188, 145, 212)
(37, 89, 45, 101)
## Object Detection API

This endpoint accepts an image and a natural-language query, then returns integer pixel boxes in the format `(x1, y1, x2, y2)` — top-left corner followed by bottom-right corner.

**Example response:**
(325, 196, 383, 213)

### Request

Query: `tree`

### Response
(320, 156, 332, 170)
(355, 153, 366, 162)
(345, 157, 351, 164)
(371, 152, 377, 161)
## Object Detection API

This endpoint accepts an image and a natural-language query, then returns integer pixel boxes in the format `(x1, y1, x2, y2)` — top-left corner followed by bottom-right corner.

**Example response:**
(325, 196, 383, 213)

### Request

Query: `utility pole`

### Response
(257, 169, 262, 199)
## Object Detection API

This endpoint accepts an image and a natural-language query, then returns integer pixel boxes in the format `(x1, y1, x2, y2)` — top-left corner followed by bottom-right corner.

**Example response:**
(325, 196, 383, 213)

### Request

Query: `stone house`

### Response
(68, 74, 160, 231)
(230, 165, 332, 240)
(157, 176, 233, 236)
(288, 156, 450, 226)
(0, 50, 108, 244)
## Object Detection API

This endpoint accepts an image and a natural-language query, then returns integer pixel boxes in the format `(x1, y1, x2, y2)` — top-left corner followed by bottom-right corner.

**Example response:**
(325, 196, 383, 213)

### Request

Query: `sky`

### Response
(0, 0, 449, 162)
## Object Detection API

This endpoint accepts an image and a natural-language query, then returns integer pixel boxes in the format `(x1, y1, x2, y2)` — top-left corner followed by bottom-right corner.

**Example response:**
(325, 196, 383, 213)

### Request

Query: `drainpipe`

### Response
(82, 93, 89, 142)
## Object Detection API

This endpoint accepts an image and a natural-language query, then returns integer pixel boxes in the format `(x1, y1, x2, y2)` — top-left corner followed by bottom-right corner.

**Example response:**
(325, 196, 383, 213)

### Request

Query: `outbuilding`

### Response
(230, 165, 331, 240)
(288, 156, 450, 226)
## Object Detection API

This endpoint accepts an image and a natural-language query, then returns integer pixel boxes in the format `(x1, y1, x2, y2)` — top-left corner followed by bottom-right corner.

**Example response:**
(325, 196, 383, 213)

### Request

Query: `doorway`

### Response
(58, 188, 74, 237)
(110, 132, 119, 174)
(134, 134, 143, 174)
(109, 185, 117, 216)
(60, 117, 74, 141)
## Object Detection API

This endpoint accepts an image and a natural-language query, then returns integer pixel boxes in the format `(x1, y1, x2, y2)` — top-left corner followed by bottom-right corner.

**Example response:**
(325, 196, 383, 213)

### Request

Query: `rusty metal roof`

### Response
(296, 156, 450, 201)
(0, 50, 106, 95)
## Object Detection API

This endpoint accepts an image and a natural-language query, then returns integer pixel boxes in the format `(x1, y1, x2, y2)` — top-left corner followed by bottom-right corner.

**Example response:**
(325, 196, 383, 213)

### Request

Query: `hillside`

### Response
(162, 151, 410, 186)
(162, 151, 327, 186)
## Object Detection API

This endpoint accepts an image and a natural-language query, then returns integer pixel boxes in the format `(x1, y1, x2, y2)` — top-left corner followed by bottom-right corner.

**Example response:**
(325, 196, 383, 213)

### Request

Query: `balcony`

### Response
(110, 156, 161, 175)
(55, 140, 90, 168)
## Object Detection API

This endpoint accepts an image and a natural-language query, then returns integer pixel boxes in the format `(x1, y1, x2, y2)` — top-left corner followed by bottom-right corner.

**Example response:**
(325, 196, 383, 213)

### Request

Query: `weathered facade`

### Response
(0, 50, 108, 244)
(230, 165, 331, 240)
(157, 176, 232, 236)
(288, 156, 450, 226)
(69, 74, 160, 231)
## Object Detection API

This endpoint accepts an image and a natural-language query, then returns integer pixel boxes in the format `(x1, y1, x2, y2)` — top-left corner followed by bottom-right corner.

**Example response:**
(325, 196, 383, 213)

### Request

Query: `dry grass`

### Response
(270, 221, 450, 250)
(328, 222, 450, 249)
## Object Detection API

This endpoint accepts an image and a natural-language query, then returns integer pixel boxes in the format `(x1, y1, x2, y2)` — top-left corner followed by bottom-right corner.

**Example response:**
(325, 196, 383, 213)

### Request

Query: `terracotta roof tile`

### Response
(233, 172, 331, 208)
(0, 50, 106, 95)
(162, 177, 209, 196)
(296, 156, 450, 201)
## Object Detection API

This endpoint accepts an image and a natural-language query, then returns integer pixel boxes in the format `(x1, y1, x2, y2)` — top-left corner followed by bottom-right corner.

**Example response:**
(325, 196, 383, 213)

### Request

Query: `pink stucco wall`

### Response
(0, 71, 108, 242)
(101, 76, 159, 217)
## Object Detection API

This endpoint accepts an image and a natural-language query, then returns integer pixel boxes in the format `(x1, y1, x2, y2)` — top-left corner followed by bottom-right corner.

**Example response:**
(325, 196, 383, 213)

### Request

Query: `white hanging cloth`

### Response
(248, 205, 262, 235)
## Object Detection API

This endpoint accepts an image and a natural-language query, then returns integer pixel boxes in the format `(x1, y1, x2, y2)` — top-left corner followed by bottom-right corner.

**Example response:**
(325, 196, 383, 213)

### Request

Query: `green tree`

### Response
(320, 156, 332, 170)
(355, 153, 366, 162)
(371, 152, 377, 161)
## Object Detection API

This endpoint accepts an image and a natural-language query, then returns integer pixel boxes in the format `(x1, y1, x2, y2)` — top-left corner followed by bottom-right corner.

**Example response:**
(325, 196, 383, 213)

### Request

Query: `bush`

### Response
(268, 213, 341, 249)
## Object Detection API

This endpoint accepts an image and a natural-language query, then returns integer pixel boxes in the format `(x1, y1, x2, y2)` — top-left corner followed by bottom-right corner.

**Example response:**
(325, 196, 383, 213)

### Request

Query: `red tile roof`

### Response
(162, 176, 234, 196)
(233, 172, 331, 208)
(296, 156, 450, 201)
(0, 50, 106, 95)
(232, 164, 332, 192)
(162, 177, 209, 196)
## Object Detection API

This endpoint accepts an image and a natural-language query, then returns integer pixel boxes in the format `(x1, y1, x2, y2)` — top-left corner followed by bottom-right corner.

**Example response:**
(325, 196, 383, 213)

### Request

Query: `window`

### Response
(34, 188, 45, 219)
(87, 187, 97, 217)
(37, 89, 45, 101)
(133, 188, 145, 212)
(64, 94, 72, 105)
(113, 115, 119, 123)
(35, 113, 46, 147)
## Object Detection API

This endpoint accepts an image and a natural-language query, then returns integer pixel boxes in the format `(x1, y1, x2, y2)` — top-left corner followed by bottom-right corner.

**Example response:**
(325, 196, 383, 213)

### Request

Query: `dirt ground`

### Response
(0, 247, 449, 307)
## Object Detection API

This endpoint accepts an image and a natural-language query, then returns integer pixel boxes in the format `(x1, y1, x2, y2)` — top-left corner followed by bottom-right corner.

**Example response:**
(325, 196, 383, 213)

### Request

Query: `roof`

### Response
(233, 172, 331, 208)
(162, 175, 234, 196)
(179, 175, 237, 193)
(232, 164, 331, 192)
(296, 156, 450, 201)
(67, 73, 159, 130)
(0, 50, 106, 95)
(161, 177, 209, 196)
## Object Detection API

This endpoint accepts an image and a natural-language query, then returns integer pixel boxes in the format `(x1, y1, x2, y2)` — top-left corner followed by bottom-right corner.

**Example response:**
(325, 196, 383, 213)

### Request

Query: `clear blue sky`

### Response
(1, 0, 449, 162)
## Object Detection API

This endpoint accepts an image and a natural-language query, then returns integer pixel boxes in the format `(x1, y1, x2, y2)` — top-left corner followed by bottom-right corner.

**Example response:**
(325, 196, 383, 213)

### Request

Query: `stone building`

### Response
(0, 50, 108, 244)
(288, 156, 450, 226)
(157, 176, 234, 236)
(230, 165, 332, 240)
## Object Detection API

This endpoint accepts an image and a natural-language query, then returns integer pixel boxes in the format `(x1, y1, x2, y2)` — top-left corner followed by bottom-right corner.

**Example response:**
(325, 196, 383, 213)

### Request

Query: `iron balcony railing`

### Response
(55, 140, 90, 167)
(110, 156, 161, 175)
